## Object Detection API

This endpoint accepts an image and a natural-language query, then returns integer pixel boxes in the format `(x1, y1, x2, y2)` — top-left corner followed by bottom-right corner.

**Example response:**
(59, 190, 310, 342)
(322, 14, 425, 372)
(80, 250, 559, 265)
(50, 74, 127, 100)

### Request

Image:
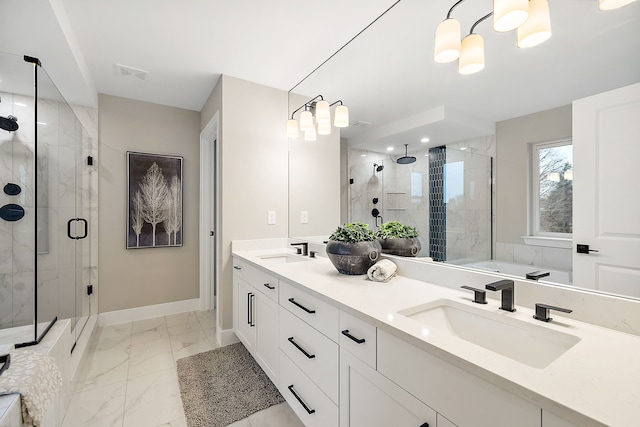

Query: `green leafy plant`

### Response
(376, 221, 419, 239)
(329, 222, 377, 243)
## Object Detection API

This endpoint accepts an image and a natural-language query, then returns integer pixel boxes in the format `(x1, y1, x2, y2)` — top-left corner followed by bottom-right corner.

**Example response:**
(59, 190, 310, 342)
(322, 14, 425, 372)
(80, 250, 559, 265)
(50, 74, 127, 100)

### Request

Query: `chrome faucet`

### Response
(485, 279, 516, 312)
(290, 242, 308, 256)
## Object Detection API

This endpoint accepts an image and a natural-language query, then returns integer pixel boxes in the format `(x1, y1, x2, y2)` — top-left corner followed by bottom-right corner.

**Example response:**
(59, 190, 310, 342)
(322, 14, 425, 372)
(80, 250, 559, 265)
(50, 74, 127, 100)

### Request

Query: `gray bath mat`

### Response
(177, 342, 284, 427)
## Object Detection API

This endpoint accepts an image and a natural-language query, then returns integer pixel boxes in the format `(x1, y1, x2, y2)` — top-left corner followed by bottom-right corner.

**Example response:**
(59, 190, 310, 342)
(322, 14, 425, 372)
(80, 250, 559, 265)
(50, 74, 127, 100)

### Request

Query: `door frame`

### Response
(199, 112, 220, 322)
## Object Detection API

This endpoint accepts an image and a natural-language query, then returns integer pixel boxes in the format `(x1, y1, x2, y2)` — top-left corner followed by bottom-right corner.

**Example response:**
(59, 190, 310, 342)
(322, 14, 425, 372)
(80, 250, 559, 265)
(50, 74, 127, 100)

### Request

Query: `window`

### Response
(532, 140, 573, 237)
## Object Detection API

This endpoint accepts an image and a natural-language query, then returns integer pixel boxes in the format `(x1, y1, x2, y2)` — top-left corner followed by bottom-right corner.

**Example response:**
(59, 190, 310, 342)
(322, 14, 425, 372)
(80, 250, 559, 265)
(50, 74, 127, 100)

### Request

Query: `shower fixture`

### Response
(0, 97, 19, 132)
(373, 163, 384, 172)
(397, 144, 417, 164)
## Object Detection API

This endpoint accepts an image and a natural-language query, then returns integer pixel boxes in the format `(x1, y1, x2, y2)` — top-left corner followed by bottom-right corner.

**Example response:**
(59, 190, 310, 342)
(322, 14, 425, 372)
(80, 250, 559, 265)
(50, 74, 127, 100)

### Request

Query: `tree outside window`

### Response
(534, 140, 573, 236)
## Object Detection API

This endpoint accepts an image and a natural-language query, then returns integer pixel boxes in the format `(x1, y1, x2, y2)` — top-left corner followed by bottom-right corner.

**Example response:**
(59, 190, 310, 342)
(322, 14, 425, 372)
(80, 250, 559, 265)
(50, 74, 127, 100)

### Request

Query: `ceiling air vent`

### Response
(114, 63, 150, 82)
(351, 121, 372, 128)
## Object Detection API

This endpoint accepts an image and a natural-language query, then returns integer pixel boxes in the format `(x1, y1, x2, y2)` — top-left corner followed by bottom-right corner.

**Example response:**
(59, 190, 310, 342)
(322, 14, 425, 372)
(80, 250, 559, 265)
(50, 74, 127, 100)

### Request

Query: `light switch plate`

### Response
(301, 210, 309, 224)
(267, 211, 276, 225)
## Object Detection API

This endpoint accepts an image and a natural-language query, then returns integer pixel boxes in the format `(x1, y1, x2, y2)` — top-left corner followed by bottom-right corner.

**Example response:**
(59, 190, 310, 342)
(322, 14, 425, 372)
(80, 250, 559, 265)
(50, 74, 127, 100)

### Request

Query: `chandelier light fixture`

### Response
(286, 95, 349, 139)
(435, 0, 633, 75)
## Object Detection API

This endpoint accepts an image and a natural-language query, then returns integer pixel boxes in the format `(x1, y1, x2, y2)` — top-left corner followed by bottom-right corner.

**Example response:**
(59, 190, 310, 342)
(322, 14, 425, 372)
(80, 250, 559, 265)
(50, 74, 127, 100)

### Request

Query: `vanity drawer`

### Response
(233, 258, 279, 302)
(339, 310, 377, 369)
(279, 350, 339, 427)
(279, 307, 339, 404)
(279, 280, 339, 341)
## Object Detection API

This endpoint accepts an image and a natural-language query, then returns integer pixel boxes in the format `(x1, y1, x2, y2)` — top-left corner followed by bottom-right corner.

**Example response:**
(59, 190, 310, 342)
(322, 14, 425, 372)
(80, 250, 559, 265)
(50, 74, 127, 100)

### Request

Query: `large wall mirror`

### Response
(288, 0, 640, 299)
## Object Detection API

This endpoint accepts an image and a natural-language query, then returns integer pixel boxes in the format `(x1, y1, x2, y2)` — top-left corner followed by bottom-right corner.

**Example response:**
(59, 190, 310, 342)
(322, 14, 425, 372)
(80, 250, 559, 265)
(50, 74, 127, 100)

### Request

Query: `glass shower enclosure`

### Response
(0, 51, 96, 348)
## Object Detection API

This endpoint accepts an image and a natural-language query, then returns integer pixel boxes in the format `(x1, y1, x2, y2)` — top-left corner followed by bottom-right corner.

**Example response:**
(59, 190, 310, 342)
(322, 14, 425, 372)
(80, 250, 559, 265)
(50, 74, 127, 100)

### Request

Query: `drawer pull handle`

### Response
(247, 293, 252, 325)
(264, 283, 275, 290)
(249, 294, 255, 327)
(288, 385, 316, 415)
(288, 337, 316, 359)
(341, 329, 366, 344)
(288, 298, 316, 314)
(234, 266, 242, 270)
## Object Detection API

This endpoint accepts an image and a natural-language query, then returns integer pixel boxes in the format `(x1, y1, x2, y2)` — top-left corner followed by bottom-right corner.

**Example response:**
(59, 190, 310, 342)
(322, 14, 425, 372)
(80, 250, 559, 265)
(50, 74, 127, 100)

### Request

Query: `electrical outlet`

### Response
(300, 211, 309, 224)
(267, 211, 276, 225)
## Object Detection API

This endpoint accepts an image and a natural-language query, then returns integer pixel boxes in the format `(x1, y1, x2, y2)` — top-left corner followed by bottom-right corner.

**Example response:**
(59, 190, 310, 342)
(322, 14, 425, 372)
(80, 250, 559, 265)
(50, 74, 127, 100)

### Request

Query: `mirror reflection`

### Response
(288, 0, 640, 298)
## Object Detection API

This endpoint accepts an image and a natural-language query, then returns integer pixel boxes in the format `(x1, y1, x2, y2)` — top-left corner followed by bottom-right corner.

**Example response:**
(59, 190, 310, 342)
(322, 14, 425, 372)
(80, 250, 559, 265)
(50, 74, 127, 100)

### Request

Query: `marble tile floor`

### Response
(61, 311, 303, 427)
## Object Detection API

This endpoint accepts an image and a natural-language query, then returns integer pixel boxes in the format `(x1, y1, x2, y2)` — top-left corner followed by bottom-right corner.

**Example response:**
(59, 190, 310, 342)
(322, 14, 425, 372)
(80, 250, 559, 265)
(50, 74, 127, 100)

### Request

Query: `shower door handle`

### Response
(67, 218, 88, 240)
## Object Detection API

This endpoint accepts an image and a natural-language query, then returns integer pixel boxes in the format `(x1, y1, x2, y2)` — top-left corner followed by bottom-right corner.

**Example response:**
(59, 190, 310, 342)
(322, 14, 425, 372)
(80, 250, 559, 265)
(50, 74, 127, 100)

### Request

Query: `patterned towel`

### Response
(0, 350, 62, 427)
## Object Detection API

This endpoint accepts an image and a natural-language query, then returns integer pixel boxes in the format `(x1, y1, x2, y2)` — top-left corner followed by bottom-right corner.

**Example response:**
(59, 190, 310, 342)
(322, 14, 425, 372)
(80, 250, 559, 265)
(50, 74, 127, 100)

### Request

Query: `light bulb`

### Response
(334, 105, 349, 128)
(315, 100, 330, 123)
(434, 18, 461, 63)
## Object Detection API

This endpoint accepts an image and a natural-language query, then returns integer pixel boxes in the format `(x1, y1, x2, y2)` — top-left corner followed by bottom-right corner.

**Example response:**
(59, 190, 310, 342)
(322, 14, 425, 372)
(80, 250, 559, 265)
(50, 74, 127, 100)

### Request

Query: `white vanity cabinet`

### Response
(232, 260, 279, 381)
(377, 329, 540, 427)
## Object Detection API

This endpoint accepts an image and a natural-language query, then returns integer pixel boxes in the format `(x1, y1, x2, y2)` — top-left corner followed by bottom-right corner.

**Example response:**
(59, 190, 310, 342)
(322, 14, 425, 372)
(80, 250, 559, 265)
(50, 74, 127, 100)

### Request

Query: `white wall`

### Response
(200, 75, 289, 332)
(98, 94, 201, 312)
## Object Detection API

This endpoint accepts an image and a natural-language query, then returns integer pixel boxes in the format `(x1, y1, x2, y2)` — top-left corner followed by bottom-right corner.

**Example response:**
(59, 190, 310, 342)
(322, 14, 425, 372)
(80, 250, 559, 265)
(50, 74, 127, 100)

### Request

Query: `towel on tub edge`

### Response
(0, 349, 62, 427)
(367, 259, 398, 283)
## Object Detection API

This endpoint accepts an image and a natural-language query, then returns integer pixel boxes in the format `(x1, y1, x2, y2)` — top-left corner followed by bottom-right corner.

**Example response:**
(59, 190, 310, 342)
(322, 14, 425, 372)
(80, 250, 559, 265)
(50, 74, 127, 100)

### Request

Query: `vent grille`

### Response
(115, 63, 150, 81)
(351, 120, 372, 128)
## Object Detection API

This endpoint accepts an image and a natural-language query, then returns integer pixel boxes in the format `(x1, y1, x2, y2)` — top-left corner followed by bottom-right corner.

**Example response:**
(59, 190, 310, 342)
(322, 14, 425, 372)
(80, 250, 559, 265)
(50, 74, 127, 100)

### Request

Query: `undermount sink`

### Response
(258, 253, 310, 264)
(397, 299, 580, 369)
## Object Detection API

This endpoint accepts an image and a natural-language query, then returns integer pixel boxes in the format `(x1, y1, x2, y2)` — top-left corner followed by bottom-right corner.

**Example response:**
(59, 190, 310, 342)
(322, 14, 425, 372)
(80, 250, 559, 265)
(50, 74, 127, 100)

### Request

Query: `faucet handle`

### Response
(461, 286, 487, 304)
(533, 303, 572, 322)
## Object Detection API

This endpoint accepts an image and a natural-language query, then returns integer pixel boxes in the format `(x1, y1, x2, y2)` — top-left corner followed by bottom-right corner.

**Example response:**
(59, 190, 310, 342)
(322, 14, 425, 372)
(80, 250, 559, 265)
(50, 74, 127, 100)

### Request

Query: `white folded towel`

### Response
(367, 259, 397, 283)
(0, 349, 62, 427)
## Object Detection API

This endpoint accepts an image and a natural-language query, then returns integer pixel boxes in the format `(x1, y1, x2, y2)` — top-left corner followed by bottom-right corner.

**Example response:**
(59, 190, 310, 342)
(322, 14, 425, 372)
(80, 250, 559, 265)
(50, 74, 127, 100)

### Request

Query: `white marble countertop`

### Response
(233, 246, 640, 427)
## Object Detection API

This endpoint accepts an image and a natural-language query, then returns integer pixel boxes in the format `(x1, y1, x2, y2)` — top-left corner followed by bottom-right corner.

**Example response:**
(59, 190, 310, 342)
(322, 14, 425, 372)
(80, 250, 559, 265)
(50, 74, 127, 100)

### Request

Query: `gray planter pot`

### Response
(379, 237, 421, 257)
(326, 240, 382, 275)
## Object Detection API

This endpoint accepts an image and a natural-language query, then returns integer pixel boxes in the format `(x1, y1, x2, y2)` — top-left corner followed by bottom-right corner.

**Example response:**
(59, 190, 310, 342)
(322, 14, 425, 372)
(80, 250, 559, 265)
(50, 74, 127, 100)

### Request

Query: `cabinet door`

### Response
(255, 293, 279, 382)
(340, 348, 436, 427)
(235, 278, 255, 349)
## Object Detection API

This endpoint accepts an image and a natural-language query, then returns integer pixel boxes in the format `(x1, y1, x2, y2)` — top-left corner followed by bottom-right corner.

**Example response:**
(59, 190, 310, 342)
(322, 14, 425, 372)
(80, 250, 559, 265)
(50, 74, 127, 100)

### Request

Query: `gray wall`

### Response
(495, 105, 572, 244)
(98, 94, 201, 312)
(201, 75, 289, 332)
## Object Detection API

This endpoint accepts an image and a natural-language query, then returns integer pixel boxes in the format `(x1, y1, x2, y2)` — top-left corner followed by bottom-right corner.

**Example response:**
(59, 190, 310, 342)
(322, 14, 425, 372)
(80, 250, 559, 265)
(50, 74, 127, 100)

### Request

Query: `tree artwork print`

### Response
(127, 152, 183, 248)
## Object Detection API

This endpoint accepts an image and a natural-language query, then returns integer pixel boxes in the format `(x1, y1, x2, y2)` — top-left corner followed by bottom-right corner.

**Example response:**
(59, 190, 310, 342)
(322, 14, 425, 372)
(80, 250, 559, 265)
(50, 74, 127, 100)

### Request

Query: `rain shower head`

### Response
(0, 115, 18, 132)
(397, 144, 416, 165)
(373, 163, 384, 172)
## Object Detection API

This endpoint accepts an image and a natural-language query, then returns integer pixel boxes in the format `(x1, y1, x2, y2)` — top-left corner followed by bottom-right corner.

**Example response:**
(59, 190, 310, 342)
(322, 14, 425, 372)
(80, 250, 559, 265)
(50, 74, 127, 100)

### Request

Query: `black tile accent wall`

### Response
(429, 146, 446, 262)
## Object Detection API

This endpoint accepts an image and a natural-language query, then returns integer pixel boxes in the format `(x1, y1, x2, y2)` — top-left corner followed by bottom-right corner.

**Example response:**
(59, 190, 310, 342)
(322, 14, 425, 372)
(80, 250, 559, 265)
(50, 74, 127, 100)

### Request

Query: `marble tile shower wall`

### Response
(495, 242, 573, 272)
(0, 92, 98, 330)
(348, 135, 494, 261)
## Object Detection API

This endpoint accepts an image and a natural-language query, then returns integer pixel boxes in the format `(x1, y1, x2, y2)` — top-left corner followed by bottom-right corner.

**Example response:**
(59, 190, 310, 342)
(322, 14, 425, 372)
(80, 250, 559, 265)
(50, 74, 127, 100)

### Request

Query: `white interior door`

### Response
(573, 82, 640, 296)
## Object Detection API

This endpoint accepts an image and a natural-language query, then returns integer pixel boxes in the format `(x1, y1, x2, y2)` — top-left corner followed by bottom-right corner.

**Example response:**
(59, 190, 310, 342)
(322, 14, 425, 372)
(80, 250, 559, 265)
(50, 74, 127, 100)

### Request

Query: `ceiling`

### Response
(0, 0, 638, 129)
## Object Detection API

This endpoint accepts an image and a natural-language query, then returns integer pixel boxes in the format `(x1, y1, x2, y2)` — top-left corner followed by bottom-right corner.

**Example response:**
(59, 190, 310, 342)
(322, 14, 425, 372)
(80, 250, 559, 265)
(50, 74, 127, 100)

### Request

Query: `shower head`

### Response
(397, 144, 416, 165)
(373, 163, 384, 172)
(0, 115, 18, 132)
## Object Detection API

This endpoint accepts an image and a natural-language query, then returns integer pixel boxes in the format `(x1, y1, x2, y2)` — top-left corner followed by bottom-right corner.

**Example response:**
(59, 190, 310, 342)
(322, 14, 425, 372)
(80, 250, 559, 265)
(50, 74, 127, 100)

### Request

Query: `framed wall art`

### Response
(126, 151, 183, 249)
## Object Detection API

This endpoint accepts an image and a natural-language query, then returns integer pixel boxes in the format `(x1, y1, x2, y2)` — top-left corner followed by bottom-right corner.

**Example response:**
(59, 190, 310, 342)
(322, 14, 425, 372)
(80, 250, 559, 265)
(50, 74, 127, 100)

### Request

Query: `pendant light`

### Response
(317, 121, 331, 136)
(598, 0, 636, 10)
(493, 0, 529, 32)
(304, 125, 317, 141)
(286, 119, 299, 138)
(459, 34, 485, 75)
(517, 0, 551, 48)
(315, 100, 330, 123)
(434, 18, 462, 63)
(334, 105, 349, 128)
(299, 110, 314, 132)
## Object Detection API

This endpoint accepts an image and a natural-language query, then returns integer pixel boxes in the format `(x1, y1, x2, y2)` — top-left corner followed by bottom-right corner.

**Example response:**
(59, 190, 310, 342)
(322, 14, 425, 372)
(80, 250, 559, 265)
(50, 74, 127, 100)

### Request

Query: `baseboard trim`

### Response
(218, 328, 239, 347)
(99, 298, 200, 326)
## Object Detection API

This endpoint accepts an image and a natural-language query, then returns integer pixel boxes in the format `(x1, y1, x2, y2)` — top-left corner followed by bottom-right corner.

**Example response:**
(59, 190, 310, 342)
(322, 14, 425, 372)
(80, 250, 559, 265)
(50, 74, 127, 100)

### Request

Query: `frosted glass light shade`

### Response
(304, 126, 317, 141)
(300, 110, 314, 131)
(493, 0, 529, 32)
(317, 121, 331, 135)
(458, 34, 485, 75)
(598, 0, 636, 10)
(517, 0, 551, 48)
(434, 19, 461, 63)
(286, 119, 299, 138)
(315, 100, 330, 123)
(334, 105, 349, 127)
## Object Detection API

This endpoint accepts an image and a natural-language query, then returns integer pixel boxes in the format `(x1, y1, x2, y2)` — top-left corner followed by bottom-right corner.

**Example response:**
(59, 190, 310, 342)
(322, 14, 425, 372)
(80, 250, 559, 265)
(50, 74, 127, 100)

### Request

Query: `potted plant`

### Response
(376, 221, 421, 257)
(326, 222, 382, 275)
